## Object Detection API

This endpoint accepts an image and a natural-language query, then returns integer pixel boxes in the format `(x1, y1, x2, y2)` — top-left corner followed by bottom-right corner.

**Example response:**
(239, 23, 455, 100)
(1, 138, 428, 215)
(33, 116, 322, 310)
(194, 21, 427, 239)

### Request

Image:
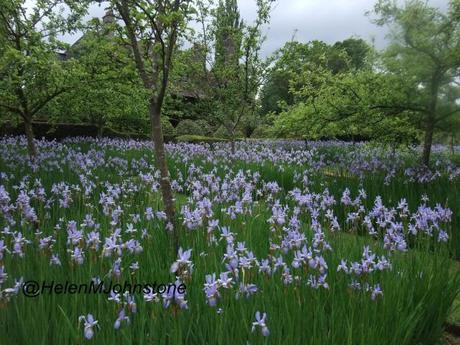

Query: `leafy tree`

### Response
(45, 17, 148, 137)
(0, 0, 89, 158)
(274, 64, 418, 143)
(372, 0, 460, 165)
(261, 38, 372, 115)
(164, 44, 214, 126)
(260, 41, 308, 115)
(330, 38, 371, 73)
(274, 0, 460, 162)
(109, 0, 192, 250)
(195, 0, 275, 152)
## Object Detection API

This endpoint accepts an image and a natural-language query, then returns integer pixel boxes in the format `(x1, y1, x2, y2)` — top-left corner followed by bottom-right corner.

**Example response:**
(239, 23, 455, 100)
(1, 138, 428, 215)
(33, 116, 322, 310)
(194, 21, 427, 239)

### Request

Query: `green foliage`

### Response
(250, 125, 273, 138)
(175, 134, 228, 143)
(193, 0, 274, 142)
(44, 19, 147, 133)
(0, 0, 458, 169)
(0, 0, 90, 123)
(165, 44, 213, 125)
(261, 0, 460, 162)
(214, 124, 230, 138)
(330, 38, 371, 72)
(273, 64, 419, 143)
(162, 117, 177, 140)
(274, 103, 342, 139)
(194, 119, 214, 136)
(371, 0, 460, 163)
(214, 124, 245, 139)
(268, 0, 460, 155)
(176, 119, 212, 136)
(261, 38, 372, 115)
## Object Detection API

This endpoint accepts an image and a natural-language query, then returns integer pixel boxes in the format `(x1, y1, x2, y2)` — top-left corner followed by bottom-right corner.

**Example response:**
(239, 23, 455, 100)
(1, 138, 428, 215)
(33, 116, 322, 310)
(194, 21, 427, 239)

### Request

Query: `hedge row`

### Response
(0, 122, 232, 144)
(175, 135, 229, 144)
(0, 122, 153, 141)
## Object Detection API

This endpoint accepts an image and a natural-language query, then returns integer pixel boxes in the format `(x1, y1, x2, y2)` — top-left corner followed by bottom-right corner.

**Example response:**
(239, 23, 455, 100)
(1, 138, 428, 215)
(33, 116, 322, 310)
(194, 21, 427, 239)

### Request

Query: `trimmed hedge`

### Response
(102, 127, 150, 140)
(0, 122, 178, 142)
(1, 122, 99, 139)
(175, 135, 228, 144)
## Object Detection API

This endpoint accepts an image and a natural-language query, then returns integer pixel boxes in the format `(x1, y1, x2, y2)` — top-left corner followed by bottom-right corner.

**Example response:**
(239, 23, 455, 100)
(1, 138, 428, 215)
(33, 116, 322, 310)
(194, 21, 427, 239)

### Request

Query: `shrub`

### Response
(213, 125, 229, 138)
(194, 119, 214, 136)
(175, 135, 228, 144)
(251, 125, 273, 138)
(103, 127, 150, 140)
(176, 119, 212, 137)
(109, 115, 150, 136)
(161, 117, 176, 141)
(213, 125, 245, 139)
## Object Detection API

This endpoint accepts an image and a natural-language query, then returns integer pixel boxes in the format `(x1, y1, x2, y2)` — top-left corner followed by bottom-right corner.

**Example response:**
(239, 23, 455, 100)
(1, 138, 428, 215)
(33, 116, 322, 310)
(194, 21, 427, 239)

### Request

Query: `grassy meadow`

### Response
(0, 137, 459, 345)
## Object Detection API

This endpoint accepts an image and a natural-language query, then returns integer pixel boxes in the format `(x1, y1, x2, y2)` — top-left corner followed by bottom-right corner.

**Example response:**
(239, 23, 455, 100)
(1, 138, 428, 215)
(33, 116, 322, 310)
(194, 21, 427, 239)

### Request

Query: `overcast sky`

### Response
(63, 0, 449, 58)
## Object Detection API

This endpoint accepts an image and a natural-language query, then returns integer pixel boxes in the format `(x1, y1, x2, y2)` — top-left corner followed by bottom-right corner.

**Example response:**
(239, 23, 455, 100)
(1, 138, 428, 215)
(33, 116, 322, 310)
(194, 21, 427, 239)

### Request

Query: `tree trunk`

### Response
(230, 128, 236, 154)
(24, 117, 37, 159)
(149, 99, 178, 251)
(97, 122, 104, 138)
(422, 122, 434, 167)
(423, 70, 441, 167)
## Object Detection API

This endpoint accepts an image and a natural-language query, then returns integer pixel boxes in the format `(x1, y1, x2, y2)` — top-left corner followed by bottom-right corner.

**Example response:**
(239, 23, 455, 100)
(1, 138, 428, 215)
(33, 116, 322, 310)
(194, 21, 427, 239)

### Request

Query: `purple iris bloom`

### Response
(252, 311, 270, 337)
(79, 314, 99, 340)
(114, 308, 130, 330)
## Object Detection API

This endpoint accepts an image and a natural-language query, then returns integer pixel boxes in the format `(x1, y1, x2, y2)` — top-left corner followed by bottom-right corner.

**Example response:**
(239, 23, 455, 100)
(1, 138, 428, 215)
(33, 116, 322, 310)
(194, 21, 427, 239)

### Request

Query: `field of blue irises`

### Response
(0, 136, 459, 344)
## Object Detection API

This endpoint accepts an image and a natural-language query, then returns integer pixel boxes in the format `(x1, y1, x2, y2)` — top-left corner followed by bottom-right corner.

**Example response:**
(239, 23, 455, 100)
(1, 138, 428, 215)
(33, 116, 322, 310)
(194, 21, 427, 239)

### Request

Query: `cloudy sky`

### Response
(65, 0, 449, 57)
